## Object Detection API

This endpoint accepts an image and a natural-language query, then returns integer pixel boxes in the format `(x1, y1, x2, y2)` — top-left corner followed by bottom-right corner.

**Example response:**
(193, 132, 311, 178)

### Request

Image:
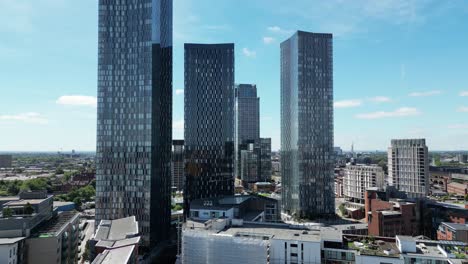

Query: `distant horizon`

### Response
(1, 149, 468, 154)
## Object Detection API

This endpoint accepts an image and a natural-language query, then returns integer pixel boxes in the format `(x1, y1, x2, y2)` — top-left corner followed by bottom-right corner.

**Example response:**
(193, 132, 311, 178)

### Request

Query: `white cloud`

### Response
(0, 112, 48, 124)
(56, 95, 97, 107)
(173, 120, 184, 131)
(368, 96, 392, 103)
(175, 89, 184, 95)
(408, 90, 441, 97)
(355, 107, 420, 119)
(263, 37, 275, 44)
(334, 99, 362, 108)
(242, 48, 256, 58)
(460, 91, 468, 97)
(267, 26, 292, 35)
(457, 106, 468, 112)
(448, 124, 468, 129)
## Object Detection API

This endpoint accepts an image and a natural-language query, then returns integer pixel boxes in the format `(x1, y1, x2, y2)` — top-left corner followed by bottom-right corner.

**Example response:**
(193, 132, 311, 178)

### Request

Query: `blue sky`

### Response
(1, 0, 468, 151)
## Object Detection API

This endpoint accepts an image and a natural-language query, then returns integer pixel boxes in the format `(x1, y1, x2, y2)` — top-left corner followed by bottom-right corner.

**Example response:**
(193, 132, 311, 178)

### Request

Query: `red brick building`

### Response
(447, 182, 468, 196)
(365, 190, 419, 237)
(437, 222, 468, 242)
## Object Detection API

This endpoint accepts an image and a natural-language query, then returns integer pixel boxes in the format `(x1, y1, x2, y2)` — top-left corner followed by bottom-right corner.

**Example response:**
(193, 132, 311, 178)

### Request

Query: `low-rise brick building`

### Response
(437, 222, 468, 242)
(447, 182, 468, 196)
(365, 190, 419, 237)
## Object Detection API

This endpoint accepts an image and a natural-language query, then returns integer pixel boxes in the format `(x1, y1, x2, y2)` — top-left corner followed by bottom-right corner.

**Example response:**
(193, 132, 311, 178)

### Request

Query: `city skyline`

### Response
(1, 1, 468, 152)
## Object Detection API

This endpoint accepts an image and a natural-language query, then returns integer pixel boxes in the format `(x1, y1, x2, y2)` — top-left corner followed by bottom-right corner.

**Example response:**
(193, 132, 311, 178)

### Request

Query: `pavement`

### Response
(78, 219, 95, 264)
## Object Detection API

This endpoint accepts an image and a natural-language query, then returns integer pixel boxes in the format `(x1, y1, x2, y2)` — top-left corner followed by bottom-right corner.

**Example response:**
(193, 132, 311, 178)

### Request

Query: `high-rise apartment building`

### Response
(95, 0, 173, 247)
(184, 44, 235, 213)
(344, 165, 385, 204)
(281, 31, 335, 217)
(388, 139, 429, 199)
(172, 140, 185, 191)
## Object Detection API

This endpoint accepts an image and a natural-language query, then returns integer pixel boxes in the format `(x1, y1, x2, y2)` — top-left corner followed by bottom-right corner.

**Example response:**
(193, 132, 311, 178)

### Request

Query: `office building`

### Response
(235, 84, 260, 143)
(184, 43, 235, 213)
(0, 155, 12, 168)
(188, 194, 280, 223)
(365, 190, 419, 237)
(95, 0, 173, 247)
(25, 211, 80, 264)
(259, 138, 272, 182)
(0, 190, 53, 238)
(172, 140, 185, 191)
(344, 165, 385, 204)
(181, 218, 466, 264)
(280, 31, 335, 217)
(388, 139, 429, 199)
(238, 138, 272, 184)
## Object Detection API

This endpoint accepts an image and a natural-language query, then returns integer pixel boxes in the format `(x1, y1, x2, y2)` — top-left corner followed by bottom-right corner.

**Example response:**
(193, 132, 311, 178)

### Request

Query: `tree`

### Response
(82, 241, 90, 262)
(464, 194, 468, 202)
(2, 207, 13, 217)
(24, 202, 34, 215)
(55, 167, 64, 175)
(338, 204, 347, 217)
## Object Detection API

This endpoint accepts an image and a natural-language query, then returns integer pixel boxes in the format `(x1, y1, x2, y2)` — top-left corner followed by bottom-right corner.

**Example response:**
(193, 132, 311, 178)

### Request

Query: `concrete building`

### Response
(458, 154, 468, 163)
(0, 190, 53, 238)
(388, 139, 429, 198)
(181, 218, 467, 264)
(281, 31, 335, 217)
(365, 190, 419, 237)
(25, 211, 80, 264)
(89, 216, 140, 262)
(437, 222, 468, 243)
(0, 155, 12, 168)
(344, 165, 385, 204)
(0, 237, 24, 264)
(184, 43, 235, 214)
(189, 195, 280, 223)
(172, 140, 185, 191)
(92, 245, 138, 264)
(95, 0, 173, 247)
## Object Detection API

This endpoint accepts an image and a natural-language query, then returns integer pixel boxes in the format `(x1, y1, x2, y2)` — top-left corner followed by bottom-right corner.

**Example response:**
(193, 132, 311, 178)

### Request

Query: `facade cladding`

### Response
(96, 0, 172, 247)
(184, 44, 235, 214)
(388, 139, 429, 198)
(281, 31, 335, 217)
(172, 140, 185, 191)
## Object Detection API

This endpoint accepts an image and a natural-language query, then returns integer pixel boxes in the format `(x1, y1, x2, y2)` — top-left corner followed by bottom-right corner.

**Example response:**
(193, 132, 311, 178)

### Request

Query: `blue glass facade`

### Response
(96, 0, 172, 247)
(281, 31, 335, 217)
(184, 44, 235, 213)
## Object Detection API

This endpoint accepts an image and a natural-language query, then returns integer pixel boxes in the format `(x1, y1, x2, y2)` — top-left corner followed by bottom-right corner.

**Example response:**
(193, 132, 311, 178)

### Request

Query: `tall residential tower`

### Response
(388, 139, 429, 198)
(95, 0, 172, 247)
(184, 44, 235, 213)
(281, 31, 335, 217)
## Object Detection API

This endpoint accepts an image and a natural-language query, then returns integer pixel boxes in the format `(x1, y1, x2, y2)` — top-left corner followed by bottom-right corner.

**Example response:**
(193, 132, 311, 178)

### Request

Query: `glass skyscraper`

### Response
(281, 31, 335, 218)
(95, 0, 172, 247)
(184, 44, 235, 213)
(235, 84, 260, 143)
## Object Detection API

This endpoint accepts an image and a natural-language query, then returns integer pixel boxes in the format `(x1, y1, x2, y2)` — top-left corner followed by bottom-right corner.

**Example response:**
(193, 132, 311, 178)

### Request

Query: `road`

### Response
(78, 219, 95, 264)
